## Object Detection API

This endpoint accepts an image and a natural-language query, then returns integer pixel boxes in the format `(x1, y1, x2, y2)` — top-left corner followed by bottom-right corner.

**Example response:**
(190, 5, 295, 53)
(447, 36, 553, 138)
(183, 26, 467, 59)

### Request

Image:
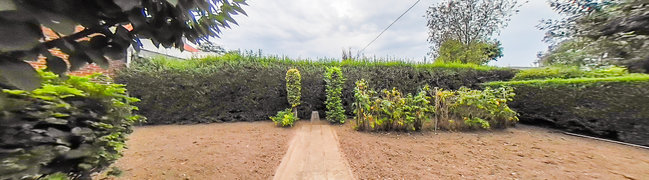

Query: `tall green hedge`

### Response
(115, 53, 515, 124)
(324, 67, 345, 124)
(485, 74, 649, 146)
(0, 71, 143, 179)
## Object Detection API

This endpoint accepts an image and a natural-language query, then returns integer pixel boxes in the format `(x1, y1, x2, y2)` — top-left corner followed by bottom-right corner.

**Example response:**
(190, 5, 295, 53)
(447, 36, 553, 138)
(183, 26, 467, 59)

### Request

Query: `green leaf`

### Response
(0, 59, 41, 90)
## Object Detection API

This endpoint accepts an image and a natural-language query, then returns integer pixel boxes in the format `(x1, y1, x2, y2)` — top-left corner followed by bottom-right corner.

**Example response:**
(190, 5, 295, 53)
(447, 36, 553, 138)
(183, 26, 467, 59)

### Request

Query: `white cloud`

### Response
(213, 0, 560, 67)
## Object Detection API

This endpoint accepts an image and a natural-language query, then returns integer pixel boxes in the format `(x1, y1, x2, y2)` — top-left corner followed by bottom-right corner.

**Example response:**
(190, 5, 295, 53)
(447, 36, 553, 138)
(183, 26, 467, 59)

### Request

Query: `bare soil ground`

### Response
(335, 123, 649, 179)
(95, 121, 293, 180)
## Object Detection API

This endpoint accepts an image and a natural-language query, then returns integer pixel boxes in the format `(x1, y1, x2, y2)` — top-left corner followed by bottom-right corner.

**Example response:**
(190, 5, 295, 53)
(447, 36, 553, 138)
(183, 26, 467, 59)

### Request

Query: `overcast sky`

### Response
(212, 0, 561, 67)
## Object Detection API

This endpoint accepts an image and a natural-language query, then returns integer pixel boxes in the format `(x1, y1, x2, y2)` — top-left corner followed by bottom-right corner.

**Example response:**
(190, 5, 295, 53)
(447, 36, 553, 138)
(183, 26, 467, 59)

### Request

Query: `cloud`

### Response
(214, 0, 560, 67)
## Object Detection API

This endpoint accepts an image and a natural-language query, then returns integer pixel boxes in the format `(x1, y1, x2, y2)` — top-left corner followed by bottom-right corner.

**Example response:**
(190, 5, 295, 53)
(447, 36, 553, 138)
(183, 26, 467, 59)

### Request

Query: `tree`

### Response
(0, 0, 247, 90)
(426, 0, 523, 58)
(538, 0, 649, 72)
(436, 39, 503, 64)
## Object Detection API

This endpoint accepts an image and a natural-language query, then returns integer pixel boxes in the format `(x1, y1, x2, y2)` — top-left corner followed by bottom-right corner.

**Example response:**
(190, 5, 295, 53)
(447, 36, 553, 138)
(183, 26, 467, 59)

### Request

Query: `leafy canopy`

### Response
(0, 0, 247, 90)
(426, 0, 523, 58)
(538, 0, 649, 72)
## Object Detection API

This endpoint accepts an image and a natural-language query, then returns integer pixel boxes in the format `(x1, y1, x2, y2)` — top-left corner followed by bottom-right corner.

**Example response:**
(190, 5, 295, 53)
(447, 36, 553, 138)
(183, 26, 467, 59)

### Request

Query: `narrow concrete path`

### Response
(273, 121, 355, 180)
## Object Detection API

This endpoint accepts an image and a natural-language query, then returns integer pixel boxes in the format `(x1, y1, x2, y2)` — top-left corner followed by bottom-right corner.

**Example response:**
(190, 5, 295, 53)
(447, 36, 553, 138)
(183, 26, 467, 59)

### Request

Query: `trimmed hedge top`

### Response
(512, 65, 629, 81)
(487, 73, 649, 86)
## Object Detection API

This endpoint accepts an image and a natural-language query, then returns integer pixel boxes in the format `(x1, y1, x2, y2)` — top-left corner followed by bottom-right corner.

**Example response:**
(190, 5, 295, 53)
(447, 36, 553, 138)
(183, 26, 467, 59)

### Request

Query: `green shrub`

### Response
(352, 80, 516, 131)
(0, 71, 143, 179)
(270, 108, 297, 127)
(116, 53, 515, 125)
(484, 74, 649, 146)
(286, 68, 301, 117)
(324, 67, 346, 124)
(513, 65, 628, 80)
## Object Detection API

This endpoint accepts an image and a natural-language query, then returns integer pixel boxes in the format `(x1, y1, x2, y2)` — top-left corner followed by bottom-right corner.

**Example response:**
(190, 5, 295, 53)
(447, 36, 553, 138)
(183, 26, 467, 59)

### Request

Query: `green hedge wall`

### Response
(485, 74, 649, 146)
(116, 54, 515, 125)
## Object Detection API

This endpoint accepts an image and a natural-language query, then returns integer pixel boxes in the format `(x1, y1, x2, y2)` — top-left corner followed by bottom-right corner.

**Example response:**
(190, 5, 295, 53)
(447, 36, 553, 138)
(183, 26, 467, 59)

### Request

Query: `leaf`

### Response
(68, 53, 90, 71)
(0, 0, 16, 11)
(0, 59, 41, 90)
(0, 18, 43, 52)
(113, 0, 141, 11)
(45, 56, 68, 76)
(166, 0, 178, 6)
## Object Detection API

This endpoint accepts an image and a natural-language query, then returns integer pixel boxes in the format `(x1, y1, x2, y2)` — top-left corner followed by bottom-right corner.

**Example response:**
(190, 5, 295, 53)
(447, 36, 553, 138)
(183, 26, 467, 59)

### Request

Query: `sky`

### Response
(211, 0, 561, 67)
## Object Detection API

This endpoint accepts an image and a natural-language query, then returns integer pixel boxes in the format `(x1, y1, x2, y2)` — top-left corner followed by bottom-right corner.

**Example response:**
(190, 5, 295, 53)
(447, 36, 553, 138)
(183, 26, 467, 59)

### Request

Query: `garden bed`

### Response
(94, 121, 293, 179)
(335, 123, 649, 179)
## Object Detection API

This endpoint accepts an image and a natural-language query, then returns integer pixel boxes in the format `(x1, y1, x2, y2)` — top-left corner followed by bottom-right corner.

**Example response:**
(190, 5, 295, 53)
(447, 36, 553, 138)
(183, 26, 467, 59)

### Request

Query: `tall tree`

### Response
(426, 0, 523, 58)
(0, 0, 247, 90)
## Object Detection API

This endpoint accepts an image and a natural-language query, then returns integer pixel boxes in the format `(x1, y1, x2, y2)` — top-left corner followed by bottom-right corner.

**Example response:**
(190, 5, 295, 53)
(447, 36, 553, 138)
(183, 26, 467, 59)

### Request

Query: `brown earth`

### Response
(335, 123, 649, 179)
(94, 121, 294, 180)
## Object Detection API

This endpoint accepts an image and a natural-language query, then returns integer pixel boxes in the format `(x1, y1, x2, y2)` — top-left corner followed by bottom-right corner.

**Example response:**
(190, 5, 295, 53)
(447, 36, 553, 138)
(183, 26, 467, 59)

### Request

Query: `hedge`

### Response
(115, 53, 516, 125)
(485, 74, 649, 146)
(512, 65, 628, 80)
(0, 71, 143, 179)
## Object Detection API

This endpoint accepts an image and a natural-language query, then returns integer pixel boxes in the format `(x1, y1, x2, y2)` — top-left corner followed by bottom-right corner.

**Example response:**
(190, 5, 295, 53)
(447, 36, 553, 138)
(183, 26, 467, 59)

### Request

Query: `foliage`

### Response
(436, 39, 503, 64)
(513, 65, 629, 80)
(270, 108, 297, 127)
(286, 68, 301, 119)
(426, 0, 523, 57)
(0, 0, 247, 90)
(538, 0, 649, 72)
(352, 80, 433, 131)
(352, 80, 517, 132)
(324, 67, 346, 124)
(484, 74, 649, 146)
(0, 71, 143, 179)
(115, 52, 515, 125)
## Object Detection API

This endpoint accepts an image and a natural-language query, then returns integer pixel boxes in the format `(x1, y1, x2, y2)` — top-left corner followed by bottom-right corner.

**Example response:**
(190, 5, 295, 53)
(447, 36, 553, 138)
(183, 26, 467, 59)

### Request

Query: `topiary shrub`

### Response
(286, 68, 301, 118)
(0, 71, 144, 179)
(270, 108, 297, 127)
(485, 74, 649, 146)
(324, 67, 346, 124)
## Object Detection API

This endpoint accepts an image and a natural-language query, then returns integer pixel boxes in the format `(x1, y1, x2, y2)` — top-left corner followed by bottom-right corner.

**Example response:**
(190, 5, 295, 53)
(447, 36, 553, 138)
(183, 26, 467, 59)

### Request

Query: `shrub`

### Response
(270, 108, 297, 127)
(285, 68, 301, 117)
(0, 71, 143, 179)
(352, 80, 516, 131)
(484, 74, 649, 146)
(324, 67, 346, 123)
(513, 65, 628, 80)
(116, 53, 515, 125)
(439, 87, 518, 130)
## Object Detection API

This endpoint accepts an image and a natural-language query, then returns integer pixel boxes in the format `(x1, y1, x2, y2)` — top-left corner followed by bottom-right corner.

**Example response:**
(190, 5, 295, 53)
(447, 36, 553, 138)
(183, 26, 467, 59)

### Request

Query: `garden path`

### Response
(273, 121, 355, 180)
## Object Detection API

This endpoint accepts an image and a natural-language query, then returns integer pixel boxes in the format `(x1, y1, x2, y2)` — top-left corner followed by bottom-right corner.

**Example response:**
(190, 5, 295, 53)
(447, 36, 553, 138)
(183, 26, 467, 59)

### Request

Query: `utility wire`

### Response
(357, 0, 422, 58)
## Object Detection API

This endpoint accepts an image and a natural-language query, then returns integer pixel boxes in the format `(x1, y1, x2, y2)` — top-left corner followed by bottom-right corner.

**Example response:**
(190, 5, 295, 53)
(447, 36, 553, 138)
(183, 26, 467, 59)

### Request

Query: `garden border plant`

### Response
(352, 79, 517, 132)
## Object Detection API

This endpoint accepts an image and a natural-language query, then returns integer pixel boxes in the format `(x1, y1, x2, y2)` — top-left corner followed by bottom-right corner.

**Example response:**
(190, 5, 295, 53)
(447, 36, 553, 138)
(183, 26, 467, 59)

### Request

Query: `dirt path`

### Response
(273, 121, 354, 180)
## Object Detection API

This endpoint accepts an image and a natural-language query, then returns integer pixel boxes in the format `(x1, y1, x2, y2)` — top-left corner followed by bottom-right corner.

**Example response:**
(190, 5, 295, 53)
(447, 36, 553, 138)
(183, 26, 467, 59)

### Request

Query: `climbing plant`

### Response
(324, 67, 346, 123)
